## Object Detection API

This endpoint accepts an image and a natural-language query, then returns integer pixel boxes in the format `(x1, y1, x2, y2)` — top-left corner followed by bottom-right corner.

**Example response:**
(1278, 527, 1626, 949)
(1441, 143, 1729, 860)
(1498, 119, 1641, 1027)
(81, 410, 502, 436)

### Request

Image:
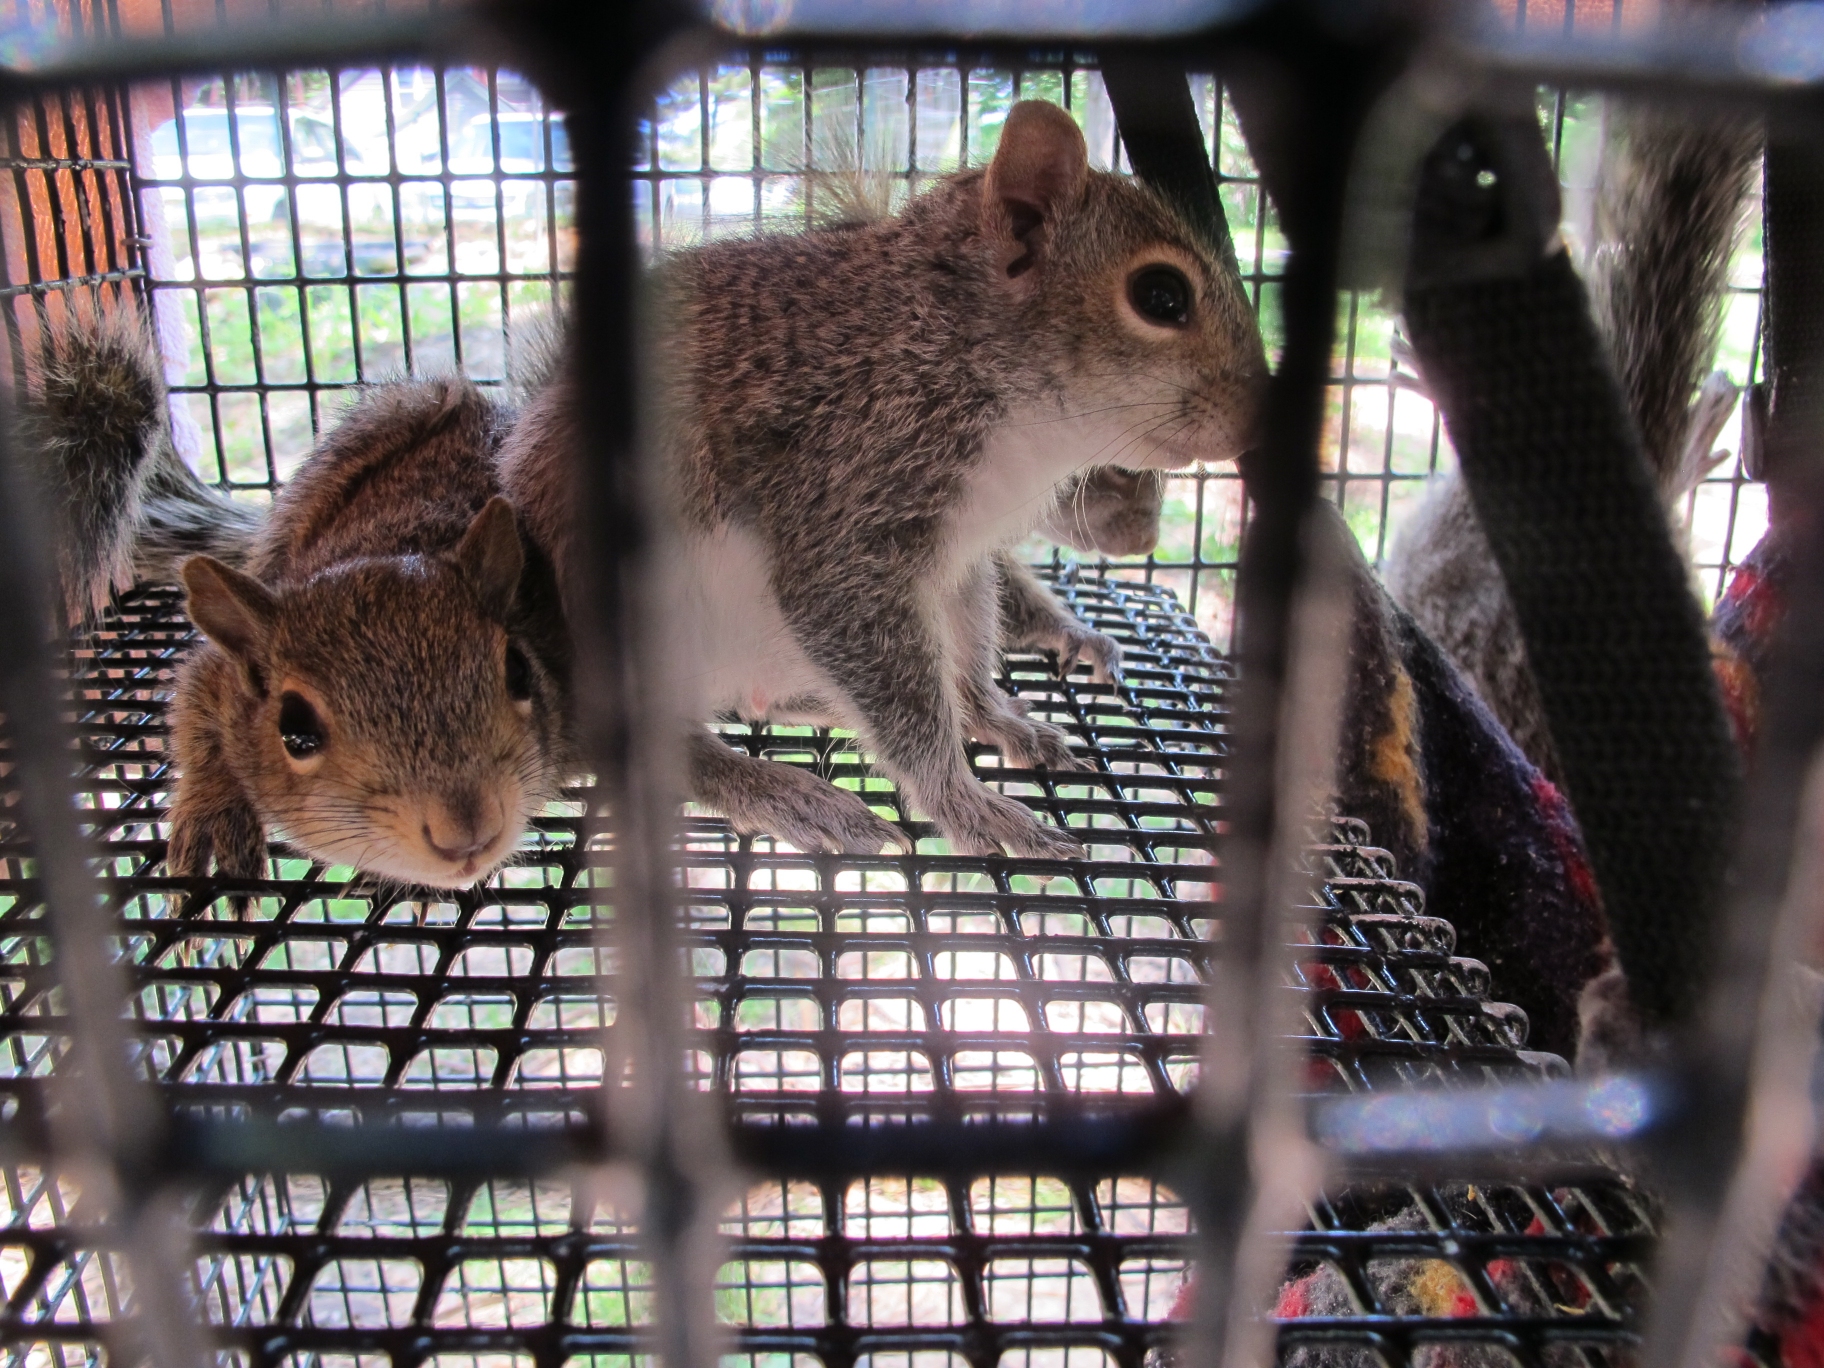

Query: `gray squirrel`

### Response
(1384, 62, 1760, 785)
(32, 98, 1264, 882)
(499, 99, 1265, 860)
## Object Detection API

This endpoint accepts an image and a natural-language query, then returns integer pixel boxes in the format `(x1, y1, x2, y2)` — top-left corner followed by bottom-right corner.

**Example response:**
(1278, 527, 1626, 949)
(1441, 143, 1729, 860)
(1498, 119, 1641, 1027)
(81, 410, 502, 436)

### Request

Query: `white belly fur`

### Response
(671, 522, 843, 724)
(676, 399, 1115, 723)
(941, 398, 1131, 581)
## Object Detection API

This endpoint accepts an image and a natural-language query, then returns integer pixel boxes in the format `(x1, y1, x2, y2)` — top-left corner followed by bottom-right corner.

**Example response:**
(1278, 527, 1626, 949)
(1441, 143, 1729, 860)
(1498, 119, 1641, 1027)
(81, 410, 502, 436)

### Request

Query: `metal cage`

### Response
(0, 5, 1812, 1368)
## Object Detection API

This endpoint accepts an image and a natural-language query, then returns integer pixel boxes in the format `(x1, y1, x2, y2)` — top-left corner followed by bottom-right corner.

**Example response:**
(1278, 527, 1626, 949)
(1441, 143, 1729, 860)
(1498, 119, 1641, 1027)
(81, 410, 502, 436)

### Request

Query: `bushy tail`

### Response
(1587, 45, 1761, 496)
(17, 305, 261, 624)
(505, 302, 570, 404)
(132, 440, 264, 584)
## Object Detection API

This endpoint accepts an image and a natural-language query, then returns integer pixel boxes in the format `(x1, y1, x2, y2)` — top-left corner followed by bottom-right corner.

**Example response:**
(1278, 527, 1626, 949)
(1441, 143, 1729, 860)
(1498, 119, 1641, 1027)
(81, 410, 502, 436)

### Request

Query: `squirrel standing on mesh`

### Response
(500, 99, 1266, 859)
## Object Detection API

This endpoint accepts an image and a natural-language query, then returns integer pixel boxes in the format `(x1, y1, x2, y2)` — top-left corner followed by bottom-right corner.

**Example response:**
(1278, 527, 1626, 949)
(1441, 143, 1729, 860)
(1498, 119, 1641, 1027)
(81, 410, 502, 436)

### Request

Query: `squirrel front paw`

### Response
(166, 787, 266, 882)
(1056, 625, 1122, 684)
(937, 788, 1085, 860)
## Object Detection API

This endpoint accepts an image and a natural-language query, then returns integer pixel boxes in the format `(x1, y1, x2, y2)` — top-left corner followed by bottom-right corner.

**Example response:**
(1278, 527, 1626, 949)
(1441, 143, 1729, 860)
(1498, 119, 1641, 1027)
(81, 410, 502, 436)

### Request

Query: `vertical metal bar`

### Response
(1656, 123, 1824, 1368)
(0, 168, 202, 1368)
(516, 14, 727, 1368)
(327, 69, 364, 382)
(1187, 30, 1400, 1368)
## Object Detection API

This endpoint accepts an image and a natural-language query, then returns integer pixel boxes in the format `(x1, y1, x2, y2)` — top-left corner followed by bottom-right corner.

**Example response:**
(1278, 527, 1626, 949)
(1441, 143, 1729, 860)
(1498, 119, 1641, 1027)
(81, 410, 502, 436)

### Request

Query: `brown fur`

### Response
(500, 101, 1265, 857)
(995, 556, 1123, 683)
(992, 465, 1167, 681)
(168, 379, 571, 889)
(1042, 464, 1166, 558)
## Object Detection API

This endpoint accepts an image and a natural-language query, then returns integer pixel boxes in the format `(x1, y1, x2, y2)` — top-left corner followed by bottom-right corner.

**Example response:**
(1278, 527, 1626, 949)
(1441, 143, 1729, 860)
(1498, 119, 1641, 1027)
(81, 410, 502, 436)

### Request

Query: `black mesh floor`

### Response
(0, 572, 1651, 1368)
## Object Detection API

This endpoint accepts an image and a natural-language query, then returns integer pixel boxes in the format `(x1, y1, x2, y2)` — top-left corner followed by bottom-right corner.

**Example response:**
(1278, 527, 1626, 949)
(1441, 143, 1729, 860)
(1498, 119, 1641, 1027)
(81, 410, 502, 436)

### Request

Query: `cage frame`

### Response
(0, 5, 1817, 1368)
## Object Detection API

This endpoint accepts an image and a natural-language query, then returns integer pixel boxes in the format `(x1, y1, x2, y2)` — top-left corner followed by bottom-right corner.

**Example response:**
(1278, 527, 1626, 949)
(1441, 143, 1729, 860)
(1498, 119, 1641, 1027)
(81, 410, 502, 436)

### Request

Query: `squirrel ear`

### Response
(982, 101, 1088, 281)
(455, 496, 524, 622)
(182, 556, 277, 667)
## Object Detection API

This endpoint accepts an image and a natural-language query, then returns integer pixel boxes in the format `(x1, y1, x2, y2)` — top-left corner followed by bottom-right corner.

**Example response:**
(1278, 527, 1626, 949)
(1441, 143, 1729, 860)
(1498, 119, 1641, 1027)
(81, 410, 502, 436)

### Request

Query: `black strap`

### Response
(1402, 114, 1741, 1031)
(1100, 58, 1241, 276)
(1761, 138, 1824, 500)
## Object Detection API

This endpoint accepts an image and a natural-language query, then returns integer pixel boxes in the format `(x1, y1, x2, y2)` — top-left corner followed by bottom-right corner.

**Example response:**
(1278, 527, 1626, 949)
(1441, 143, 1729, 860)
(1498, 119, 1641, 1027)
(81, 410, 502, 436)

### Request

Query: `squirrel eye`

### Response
(278, 691, 326, 759)
(505, 644, 533, 703)
(1128, 265, 1193, 327)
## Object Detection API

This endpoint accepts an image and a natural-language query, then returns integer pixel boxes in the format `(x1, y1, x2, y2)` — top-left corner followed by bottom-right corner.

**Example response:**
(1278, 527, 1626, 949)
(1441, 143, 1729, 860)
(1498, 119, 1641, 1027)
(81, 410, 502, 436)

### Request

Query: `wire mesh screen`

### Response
(631, 56, 1769, 650)
(0, 0, 140, 383)
(103, 44, 1770, 658)
(0, 571, 1647, 1367)
(129, 63, 573, 494)
(0, 1, 1746, 1363)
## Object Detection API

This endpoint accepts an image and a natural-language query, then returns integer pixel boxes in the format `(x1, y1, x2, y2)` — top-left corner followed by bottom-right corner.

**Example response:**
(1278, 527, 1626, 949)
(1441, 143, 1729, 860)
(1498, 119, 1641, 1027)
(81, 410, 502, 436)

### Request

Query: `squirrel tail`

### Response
(1587, 50, 1761, 497)
(18, 305, 260, 624)
(132, 441, 265, 584)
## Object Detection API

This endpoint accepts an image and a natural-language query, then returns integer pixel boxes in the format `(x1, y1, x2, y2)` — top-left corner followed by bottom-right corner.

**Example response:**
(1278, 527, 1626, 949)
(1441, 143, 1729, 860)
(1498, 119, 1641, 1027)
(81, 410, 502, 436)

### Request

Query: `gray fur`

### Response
(1387, 66, 1760, 784)
(500, 102, 1266, 858)
(132, 445, 264, 583)
(18, 308, 171, 624)
(17, 306, 262, 623)
(1385, 470, 1564, 782)
(996, 555, 1123, 683)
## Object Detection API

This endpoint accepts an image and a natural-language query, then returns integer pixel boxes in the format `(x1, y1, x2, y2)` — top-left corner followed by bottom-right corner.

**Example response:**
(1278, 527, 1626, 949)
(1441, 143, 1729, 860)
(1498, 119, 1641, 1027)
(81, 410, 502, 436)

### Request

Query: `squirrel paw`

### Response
(940, 788, 1085, 860)
(166, 792, 266, 882)
(973, 710, 1086, 773)
(1057, 626, 1122, 685)
(730, 765, 909, 856)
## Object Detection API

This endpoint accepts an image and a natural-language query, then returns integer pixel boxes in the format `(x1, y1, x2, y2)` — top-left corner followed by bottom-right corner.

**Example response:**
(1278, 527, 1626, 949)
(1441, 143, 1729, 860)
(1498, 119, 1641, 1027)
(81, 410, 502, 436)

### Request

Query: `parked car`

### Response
(147, 104, 369, 181)
(447, 111, 570, 221)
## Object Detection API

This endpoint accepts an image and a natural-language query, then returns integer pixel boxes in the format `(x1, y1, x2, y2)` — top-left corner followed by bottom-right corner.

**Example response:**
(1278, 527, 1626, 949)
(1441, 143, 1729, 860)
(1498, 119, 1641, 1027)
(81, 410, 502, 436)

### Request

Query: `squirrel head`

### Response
(1041, 465, 1166, 558)
(180, 497, 563, 888)
(976, 100, 1267, 469)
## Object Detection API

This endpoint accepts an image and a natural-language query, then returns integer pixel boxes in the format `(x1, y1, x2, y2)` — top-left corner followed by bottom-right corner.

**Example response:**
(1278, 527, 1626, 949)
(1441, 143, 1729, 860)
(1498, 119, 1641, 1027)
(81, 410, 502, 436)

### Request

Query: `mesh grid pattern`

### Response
(0, 5, 1700, 1363)
(130, 63, 574, 492)
(0, 573, 1644, 1365)
(630, 48, 1768, 646)
(113, 44, 1770, 663)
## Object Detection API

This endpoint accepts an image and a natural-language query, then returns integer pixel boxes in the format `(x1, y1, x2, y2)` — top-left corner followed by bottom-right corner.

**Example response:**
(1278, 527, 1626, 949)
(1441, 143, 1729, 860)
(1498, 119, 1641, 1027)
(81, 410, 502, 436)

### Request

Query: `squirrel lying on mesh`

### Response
(25, 310, 569, 889)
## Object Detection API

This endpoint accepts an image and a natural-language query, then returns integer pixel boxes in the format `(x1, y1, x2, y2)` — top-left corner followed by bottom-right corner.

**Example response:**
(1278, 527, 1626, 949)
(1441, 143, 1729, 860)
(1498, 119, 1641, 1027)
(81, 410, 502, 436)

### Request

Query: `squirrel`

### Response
(24, 311, 571, 889)
(1383, 45, 1761, 786)
(498, 99, 1266, 859)
(40, 99, 1261, 877)
(994, 463, 1165, 683)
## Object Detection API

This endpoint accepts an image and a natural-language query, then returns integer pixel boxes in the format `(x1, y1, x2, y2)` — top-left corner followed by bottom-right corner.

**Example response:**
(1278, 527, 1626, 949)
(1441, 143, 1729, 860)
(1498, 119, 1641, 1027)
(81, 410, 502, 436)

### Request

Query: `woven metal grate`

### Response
(0, 571, 1647, 1366)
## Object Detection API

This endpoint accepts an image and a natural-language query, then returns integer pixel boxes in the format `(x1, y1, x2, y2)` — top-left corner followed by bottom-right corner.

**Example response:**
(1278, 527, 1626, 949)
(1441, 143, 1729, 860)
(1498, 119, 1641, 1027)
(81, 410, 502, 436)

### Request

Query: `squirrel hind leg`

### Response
(960, 677, 1086, 774)
(688, 728, 909, 856)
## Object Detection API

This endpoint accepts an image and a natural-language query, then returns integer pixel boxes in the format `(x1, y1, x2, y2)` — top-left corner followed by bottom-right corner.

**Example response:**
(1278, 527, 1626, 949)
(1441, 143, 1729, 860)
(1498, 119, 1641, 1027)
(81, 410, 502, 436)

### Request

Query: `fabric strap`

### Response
(1402, 115, 1741, 1030)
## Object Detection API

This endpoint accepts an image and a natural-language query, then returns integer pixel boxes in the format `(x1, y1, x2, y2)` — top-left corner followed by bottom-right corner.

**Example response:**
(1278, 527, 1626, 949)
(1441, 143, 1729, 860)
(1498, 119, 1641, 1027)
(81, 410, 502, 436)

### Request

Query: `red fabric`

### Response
(1530, 776, 1600, 910)
(1305, 962, 1368, 1042)
(1272, 1273, 1314, 1319)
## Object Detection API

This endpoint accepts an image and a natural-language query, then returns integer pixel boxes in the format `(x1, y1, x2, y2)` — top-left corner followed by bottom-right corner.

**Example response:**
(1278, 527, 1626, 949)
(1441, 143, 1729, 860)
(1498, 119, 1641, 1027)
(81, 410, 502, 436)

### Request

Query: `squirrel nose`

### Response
(422, 798, 504, 864)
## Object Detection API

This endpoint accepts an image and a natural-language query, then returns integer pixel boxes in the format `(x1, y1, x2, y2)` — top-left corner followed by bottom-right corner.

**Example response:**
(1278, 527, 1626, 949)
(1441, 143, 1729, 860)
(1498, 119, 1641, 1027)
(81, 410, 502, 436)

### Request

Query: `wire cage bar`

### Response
(0, 5, 1813, 1368)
